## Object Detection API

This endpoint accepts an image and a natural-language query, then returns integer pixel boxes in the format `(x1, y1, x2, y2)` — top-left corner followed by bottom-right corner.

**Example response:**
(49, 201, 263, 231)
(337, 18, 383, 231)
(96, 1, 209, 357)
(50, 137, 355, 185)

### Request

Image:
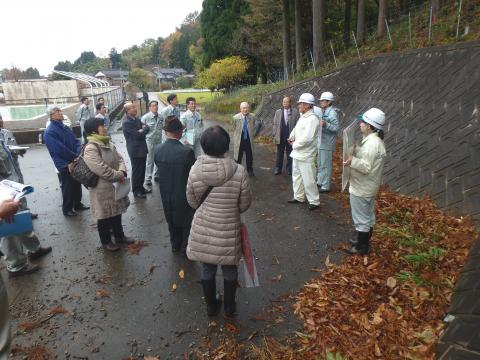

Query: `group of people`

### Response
(122, 93, 204, 198)
(271, 92, 386, 255)
(0, 87, 388, 349)
(81, 102, 250, 318)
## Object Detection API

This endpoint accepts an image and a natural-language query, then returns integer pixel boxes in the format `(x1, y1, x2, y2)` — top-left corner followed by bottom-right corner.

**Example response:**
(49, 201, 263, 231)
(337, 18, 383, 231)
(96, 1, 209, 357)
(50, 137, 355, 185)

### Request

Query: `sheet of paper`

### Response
(342, 120, 359, 192)
(113, 178, 131, 201)
(7, 145, 30, 150)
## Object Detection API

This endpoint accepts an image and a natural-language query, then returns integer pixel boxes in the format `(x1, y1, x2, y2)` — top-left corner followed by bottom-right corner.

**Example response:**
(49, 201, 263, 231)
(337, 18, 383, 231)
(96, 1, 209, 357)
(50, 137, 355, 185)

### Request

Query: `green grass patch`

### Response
(396, 270, 428, 286)
(324, 351, 347, 360)
(402, 247, 447, 268)
(158, 91, 223, 107)
(204, 84, 280, 115)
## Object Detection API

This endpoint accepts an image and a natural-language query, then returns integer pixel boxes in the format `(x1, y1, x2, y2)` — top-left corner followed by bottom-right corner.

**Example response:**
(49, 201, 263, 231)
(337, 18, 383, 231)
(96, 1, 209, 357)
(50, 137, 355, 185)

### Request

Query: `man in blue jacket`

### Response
(44, 106, 89, 217)
(314, 92, 339, 192)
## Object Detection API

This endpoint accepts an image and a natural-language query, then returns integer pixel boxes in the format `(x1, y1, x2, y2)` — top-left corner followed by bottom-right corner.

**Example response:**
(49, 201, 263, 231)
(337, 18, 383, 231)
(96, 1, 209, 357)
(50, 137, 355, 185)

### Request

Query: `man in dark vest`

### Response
(154, 116, 196, 255)
(272, 96, 299, 175)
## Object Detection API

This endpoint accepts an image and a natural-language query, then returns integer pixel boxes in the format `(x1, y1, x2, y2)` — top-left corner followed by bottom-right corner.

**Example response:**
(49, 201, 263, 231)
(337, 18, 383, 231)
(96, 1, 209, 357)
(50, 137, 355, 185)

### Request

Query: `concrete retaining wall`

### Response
(256, 41, 480, 223)
(3, 80, 79, 103)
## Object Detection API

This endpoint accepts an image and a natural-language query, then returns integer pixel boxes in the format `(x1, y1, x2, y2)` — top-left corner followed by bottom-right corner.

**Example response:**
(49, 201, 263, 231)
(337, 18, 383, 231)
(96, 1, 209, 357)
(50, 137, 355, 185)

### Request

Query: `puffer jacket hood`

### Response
(194, 155, 239, 187)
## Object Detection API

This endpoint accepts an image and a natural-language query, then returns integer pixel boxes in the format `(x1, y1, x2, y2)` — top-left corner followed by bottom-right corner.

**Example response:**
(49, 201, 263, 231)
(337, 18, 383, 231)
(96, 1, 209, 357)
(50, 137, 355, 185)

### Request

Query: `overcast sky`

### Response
(1, 0, 203, 76)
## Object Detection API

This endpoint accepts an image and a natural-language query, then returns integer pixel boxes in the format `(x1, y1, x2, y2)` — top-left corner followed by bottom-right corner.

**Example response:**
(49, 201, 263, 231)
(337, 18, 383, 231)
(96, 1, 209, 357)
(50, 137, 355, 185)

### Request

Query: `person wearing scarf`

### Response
(83, 118, 134, 252)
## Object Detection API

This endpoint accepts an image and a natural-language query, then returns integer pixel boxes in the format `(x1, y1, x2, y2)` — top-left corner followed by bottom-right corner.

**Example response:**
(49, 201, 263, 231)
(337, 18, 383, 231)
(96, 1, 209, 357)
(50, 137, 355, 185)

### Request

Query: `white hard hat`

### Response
(297, 93, 316, 105)
(319, 91, 334, 101)
(358, 108, 385, 130)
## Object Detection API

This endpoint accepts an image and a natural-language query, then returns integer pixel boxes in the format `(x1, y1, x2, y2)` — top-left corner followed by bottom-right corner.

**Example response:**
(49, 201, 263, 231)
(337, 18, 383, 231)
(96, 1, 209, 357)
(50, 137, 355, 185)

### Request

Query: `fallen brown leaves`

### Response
(11, 345, 52, 359)
(127, 240, 149, 255)
(17, 305, 69, 333)
(292, 186, 477, 359)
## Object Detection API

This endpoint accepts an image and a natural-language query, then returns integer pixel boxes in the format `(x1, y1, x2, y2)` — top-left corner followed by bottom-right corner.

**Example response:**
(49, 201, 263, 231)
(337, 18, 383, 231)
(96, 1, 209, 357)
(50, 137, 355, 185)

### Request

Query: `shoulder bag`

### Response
(68, 143, 101, 188)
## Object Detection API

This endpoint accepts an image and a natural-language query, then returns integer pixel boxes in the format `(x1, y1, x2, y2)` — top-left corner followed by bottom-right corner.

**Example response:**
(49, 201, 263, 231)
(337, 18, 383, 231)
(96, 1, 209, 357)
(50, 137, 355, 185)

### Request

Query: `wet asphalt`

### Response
(3, 117, 352, 359)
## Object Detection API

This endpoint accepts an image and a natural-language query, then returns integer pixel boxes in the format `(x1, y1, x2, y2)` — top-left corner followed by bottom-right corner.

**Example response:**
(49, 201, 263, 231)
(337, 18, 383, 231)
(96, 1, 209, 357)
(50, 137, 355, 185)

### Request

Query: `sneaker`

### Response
(102, 243, 120, 252)
(143, 187, 152, 194)
(9, 263, 40, 277)
(28, 246, 52, 261)
(134, 192, 146, 199)
(63, 210, 78, 217)
(308, 203, 319, 210)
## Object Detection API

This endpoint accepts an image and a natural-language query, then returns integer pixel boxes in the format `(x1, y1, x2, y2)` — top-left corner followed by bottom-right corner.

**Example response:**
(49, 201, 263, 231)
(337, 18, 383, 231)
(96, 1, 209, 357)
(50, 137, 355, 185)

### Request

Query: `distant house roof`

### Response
(152, 67, 187, 80)
(93, 69, 129, 81)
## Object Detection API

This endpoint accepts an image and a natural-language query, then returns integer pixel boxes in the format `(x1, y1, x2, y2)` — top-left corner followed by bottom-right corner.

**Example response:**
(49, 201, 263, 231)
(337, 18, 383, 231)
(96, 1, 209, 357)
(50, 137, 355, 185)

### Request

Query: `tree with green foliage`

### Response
(1, 67, 42, 80)
(73, 51, 97, 67)
(150, 37, 164, 65)
(128, 68, 154, 90)
(109, 48, 122, 68)
(170, 12, 201, 72)
(234, 0, 283, 83)
(54, 60, 73, 72)
(200, 0, 249, 66)
(195, 56, 249, 91)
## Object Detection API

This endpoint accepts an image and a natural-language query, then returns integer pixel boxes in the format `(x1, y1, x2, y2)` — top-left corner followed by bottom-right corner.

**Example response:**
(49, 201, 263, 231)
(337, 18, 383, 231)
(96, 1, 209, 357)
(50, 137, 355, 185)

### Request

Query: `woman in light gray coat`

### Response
(186, 126, 252, 317)
(83, 118, 133, 252)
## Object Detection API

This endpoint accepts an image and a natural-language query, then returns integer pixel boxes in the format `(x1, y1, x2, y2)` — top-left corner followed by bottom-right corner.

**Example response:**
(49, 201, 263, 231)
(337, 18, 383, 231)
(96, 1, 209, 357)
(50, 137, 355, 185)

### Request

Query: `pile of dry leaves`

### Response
(192, 141, 478, 359)
(293, 188, 477, 359)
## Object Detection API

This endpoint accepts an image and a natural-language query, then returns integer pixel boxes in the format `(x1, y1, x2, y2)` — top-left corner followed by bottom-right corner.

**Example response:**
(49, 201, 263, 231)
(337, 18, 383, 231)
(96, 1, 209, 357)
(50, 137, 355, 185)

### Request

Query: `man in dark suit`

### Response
(154, 116, 196, 255)
(272, 96, 299, 175)
(122, 103, 149, 198)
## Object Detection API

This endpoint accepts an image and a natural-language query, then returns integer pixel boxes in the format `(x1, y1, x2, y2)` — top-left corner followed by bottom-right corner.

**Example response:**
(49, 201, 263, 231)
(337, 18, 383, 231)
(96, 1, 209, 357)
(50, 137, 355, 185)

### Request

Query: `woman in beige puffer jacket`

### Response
(186, 125, 252, 318)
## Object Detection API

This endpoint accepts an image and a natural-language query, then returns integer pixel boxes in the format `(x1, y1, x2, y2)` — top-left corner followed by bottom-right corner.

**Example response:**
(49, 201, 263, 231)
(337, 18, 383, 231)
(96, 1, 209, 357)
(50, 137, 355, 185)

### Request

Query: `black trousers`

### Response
(59, 168, 82, 214)
(97, 215, 124, 245)
(168, 223, 190, 252)
(131, 157, 146, 194)
(237, 137, 253, 172)
(275, 140, 293, 173)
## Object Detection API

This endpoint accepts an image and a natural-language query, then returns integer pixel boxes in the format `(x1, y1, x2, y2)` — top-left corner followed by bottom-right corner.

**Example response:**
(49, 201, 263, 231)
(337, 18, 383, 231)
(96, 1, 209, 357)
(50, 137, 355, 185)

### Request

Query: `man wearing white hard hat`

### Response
(343, 108, 386, 255)
(287, 93, 321, 210)
(314, 92, 339, 192)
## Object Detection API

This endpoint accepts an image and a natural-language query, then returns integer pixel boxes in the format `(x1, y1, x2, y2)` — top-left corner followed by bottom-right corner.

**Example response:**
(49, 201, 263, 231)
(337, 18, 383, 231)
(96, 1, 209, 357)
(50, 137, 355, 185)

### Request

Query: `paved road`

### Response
(3, 120, 351, 359)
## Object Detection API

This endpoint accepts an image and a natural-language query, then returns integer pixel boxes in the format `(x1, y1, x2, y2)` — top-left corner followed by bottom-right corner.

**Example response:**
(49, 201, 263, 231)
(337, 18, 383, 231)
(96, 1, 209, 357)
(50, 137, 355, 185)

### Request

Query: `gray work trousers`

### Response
(145, 138, 160, 184)
(0, 276, 10, 360)
(201, 263, 238, 281)
(317, 148, 333, 190)
(350, 194, 376, 232)
(0, 232, 40, 272)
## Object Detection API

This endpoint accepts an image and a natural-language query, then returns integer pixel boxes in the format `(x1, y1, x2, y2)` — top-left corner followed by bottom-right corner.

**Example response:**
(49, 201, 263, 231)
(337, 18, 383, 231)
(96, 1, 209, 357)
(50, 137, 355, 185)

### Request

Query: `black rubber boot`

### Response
(350, 227, 373, 246)
(345, 231, 370, 255)
(201, 279, 222, 316)
(224, 279, 237, 318)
